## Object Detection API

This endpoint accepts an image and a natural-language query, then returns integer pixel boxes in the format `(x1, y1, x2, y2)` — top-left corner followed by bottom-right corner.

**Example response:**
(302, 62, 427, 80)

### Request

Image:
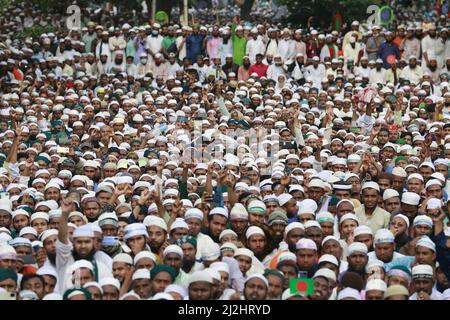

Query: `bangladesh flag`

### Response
(290, 278, 314, 295)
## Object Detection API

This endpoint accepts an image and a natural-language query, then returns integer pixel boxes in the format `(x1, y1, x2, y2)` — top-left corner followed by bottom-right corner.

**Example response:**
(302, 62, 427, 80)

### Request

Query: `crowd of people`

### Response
(0, 2, 449, 301)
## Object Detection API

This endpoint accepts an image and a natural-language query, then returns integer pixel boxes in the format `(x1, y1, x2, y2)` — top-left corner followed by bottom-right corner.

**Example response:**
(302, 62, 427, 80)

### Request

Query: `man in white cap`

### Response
(295, 238, 318, 278)
(410, 264, 443, 300)
(345, 242, 369, 279)
(355, 182, 390, 234)
(243, 274, 268, 300)
(187, 270, 213, 300)
(383, 189, 401, 214)
(56, 199, 112, 293)
(365, 278, 387, 300)
(368, 229, 405, 265)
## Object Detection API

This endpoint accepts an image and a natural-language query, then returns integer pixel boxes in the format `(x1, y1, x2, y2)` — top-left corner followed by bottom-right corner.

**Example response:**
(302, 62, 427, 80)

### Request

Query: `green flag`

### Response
(289, 278, 314, 295)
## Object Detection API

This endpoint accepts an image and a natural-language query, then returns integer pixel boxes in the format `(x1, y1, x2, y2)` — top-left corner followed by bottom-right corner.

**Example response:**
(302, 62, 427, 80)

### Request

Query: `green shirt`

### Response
(231, 23, 247, 66)
(162, 36, 177, 50)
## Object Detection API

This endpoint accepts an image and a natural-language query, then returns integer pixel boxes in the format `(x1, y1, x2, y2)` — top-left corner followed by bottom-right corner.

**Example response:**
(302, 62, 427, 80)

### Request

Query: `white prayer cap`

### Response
(354, 225, 373, 237)
(163, 244, 183, 258)
(188, 270, 213, 285)
(133, 251, 157, 265)
(401, 192, 420, 205)
(99, 278, 120, 291)
(374, 229, 395, 244)
(73, 225, 94, 238)
(143, 215, 167, 231)
(70, 259, 94, 272)
(321, 235, 341, 247)
(245, 274, 268, 287)
(170, 218, 189, 231)
(413, 215, 433, 228)
(392, 167, 407, 177)
(205, 268, 221, 282)
(230, 203, 249, 220)
(298, 199, 317, 216)
(19, 227, 37, 238)
(39, 229, 58, 243)
(318, 254, 338, 266)
(164, 284, 188, 298)
(365, 259, 385, 272)
(304, 220, 321, 229)
(209, 207, 228, 218)
(361, 181, 380, 192)
(296, 238, 317, 251)
(366, 279, 387, 292)
(347, 242, 368, 256)
(210, 262, 230, 274)
(284, 222, 304, 236)
(339, 213, 359, 225)
(124, 223, 148, 241)
(219, 229, 237, 241)
(313, 268, 336, 282)
(184, 208, 204, 221)
(132, 269, 151, 280)
(234, 248, 254, 258)
(42, 293, 63, 300)
(278, 193, 293, 207)
(337, 287, 361, 300)
(393, 213, 410, 228)
(151, 292, 174, 300)
(411, 264, 433, 279)
(308, 179, 325, 189)
(37, 266, 58, 280)
(407, 173, 424, 182)
(113, 253, 133, 265)
(383, 189, 399, 201)
(201, 242, 221, 261)
(416, 236, 436, 252)
(425, 179, 441, 190)
(246, 226, 265, 239)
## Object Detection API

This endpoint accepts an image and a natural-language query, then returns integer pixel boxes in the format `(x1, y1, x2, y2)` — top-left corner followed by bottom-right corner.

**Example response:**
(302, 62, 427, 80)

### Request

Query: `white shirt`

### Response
(409, 288, 443, 300)
(246, 38, 265, 64)
(305, 64, 326, 88)
(56, 239, 113, 293)
(278, 39, 296, 63)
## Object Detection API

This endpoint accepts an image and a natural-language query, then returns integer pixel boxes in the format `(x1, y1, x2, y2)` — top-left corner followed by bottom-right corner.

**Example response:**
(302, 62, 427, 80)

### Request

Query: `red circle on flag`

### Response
(296, 281, 308, 291)
(387, 54, 396, 65)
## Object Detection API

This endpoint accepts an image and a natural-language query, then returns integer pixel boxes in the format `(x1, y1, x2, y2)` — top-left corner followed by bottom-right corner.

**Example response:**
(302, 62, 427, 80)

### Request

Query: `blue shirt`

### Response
(378, 42, 400, 69)
(186, 34, 205, 62)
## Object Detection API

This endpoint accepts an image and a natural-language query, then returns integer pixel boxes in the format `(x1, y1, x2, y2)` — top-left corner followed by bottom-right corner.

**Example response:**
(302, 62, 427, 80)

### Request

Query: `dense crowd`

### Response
(0, 2, 449, 301)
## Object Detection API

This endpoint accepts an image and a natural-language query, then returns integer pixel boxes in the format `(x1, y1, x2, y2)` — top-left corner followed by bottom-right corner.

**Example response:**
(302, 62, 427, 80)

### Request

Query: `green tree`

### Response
(279, 0, 382, 28)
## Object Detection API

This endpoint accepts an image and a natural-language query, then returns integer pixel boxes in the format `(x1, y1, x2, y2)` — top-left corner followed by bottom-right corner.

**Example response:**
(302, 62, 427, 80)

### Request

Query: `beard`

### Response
(149, 240, 164, 253)
(182, 259, 196, 273)
(73, 248, 96, 261)
(288, 242, 296, 253)
(429, 65, 437, 71)
(47, 253, 56, 265)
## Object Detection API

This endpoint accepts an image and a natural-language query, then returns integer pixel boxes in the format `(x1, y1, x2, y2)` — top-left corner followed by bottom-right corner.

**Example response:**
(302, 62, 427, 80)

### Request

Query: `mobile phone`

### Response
(349, 127, 361, 134)
(177, 116, 188, 123)
(57, 147, 70, 154)
(33, 244, 42, 254)
(21, 255, 36, 265)
(102, 236, 119, 247)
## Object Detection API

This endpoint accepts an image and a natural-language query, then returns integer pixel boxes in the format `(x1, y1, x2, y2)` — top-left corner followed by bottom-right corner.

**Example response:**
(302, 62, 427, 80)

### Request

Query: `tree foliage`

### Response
(279, 0, 382, 29)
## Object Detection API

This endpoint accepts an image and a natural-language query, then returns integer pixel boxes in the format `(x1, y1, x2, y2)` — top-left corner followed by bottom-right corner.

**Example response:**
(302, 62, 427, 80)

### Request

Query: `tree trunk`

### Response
(240, 0, 254, 20)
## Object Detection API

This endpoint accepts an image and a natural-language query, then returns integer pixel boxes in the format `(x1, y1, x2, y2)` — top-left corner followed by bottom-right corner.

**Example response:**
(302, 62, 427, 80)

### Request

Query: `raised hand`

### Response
(139, 189, 152, 205)
(60, 197, 73, 214)
(280, 175, 291, 186)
